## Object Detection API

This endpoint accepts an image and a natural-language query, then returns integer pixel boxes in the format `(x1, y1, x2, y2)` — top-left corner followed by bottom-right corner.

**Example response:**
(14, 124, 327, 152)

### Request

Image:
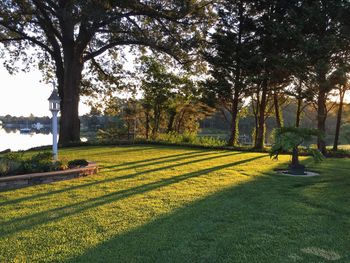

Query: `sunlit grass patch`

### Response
(0, 145, 349, 262)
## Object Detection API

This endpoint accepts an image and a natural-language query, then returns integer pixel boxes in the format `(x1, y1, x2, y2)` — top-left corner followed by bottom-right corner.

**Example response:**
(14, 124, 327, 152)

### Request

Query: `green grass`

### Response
(0, 145, 349, 262)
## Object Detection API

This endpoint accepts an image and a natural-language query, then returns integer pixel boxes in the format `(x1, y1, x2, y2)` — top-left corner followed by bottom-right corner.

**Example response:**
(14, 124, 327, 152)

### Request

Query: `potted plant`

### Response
(270, 127, 324, 175)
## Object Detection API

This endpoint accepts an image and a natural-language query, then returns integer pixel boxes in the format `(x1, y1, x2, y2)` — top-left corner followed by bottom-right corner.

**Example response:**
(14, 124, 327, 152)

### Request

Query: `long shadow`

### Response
(101, 150, 214, 171)
(56, 146, 157, 158)
(0, 151, 238, 206)
(65, 159, 350, 263)
(106, 151, 242, 177)
(84, 145, 160, 157)
(101, 149, 207, 169)
(0, 155, 266, 238)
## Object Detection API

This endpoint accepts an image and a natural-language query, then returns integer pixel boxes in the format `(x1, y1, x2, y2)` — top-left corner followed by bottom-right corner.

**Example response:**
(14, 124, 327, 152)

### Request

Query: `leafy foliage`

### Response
(270, 127, 325, 162)
(153, 132, 226, 147)
(0, 151, 65, 176)
(96, 127, 128, 142)
(0, 0, 213, 143)
(68, 159, 89, 168)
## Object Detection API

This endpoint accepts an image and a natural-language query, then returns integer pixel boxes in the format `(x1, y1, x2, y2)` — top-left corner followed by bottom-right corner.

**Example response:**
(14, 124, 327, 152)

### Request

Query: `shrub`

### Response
(181, 132, 197, 143)
(0, 152, 25, 176)
(68, 159, 89, 168)
(197, 136, 226, 147)
(0, 151, 67, 176)
(153, 132, 226, 147)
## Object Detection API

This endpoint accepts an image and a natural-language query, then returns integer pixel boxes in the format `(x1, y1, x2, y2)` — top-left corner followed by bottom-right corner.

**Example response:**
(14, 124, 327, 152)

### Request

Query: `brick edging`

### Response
(0, 162, 98, 191)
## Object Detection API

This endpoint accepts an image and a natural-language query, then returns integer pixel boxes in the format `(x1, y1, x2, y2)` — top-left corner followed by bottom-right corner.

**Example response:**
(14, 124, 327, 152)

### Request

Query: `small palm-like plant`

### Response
(270, 127, 325, 175)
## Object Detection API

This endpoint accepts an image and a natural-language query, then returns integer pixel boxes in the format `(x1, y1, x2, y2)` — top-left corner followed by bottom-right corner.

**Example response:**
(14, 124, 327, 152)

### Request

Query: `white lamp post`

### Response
(48, 85, 60, 160)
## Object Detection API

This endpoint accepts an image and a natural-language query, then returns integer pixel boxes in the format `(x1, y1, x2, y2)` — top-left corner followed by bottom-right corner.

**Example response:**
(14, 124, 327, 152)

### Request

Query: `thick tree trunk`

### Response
(273, 91, 282, 128)
(317, 90, 327, 155)
(59, 58, 83, 145)
(333, 89, 345, 151)
(255, 80, 268, 150)
(228, 95, 240, 146)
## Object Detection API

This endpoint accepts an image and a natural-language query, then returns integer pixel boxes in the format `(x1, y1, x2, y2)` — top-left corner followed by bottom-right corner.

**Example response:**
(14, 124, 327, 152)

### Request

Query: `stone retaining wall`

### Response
(0, 162, 98, 191)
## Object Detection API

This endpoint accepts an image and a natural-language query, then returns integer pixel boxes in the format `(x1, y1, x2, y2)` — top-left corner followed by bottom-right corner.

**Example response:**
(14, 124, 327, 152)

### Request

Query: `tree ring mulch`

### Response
(277, 170, 320, 177)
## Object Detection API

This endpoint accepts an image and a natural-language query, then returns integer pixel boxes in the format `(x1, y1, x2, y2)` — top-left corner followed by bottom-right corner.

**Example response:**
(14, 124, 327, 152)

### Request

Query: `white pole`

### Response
(52, 111, 58, 160)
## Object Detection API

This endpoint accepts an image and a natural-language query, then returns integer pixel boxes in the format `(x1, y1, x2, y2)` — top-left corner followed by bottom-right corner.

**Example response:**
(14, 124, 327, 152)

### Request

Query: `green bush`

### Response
(154, 132, 226, 147)
(0, 152, 25, 176)
(181, 132, 197, 143)
(68, 159, 89, 168)
(0, 151, 66, 176)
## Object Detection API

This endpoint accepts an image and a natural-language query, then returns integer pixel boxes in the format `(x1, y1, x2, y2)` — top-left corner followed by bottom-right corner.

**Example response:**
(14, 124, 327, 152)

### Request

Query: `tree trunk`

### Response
(273, 91, 282, 128)
(176, 109, 186, 133)
(228, 95, 240, 146)
(295, 79, 303, 128)
(167, 111, 176, 133)
(228, 1, 243, 147)
(255, 80, 268, 150)
(289, 146, 305, 174)
(59, 58, 83, 145)
(333, 89, 345, 151)
(152, 105, 161, 139)
(295, 97, 302, 128)
(317, 89, 327, 155)
(145, 110, 150, 139)
(291, 146, 300, 167)
(127, 121, 131, 140)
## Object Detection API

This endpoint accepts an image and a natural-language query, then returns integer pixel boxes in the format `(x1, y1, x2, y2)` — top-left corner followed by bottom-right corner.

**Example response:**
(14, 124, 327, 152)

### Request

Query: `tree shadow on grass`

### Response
(83, 145, 161, 156)
(0, 154, 262, 238)
(65, 160, 350, 263)
(101, 150, 216, 170)
(0, 151, 240, 206)
(101, 149, 207, 169)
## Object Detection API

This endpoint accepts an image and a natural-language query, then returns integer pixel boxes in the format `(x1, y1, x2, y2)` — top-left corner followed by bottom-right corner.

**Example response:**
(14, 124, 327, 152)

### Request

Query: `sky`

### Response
(0, 63, 90, 117)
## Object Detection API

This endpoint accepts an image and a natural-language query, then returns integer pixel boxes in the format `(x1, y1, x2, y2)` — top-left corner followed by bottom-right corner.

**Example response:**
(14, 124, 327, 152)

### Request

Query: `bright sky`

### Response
(0, 63, 90, 117)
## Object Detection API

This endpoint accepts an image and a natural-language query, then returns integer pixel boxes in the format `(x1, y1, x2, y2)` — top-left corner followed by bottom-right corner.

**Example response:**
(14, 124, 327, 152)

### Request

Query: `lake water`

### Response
(0, 128, 54, 152)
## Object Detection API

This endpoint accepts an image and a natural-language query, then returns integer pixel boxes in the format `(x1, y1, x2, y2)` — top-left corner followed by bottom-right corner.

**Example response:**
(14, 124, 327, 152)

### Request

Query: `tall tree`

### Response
(330, 68, 349, 150)
(0, 0, 210, 144)
(204, 0, 256, 146)
(139, 56, 179, 138)
(251, 0, 298, 150)
(291, 0, 350, 154)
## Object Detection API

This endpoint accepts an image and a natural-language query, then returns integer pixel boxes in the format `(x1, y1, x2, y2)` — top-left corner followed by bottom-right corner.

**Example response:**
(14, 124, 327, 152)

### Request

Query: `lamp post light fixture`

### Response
(48, 85, 60, 160)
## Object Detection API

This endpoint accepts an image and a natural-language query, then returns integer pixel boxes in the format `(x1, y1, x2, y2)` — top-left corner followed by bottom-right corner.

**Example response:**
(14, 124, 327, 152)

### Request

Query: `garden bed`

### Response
(0, 162, 98, 190)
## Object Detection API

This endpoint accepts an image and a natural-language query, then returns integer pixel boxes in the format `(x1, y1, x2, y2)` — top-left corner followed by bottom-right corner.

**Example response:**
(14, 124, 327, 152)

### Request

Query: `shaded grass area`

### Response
(0, 145, 349, 262)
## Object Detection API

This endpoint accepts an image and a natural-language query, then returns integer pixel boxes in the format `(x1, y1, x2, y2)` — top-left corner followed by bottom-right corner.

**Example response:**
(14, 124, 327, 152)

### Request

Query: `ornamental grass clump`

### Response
(270, 127, 325, 175)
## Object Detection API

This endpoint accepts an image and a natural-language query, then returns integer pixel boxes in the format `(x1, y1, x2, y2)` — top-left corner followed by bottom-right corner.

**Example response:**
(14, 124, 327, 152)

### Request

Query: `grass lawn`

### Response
(0, 145, 349, 262)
